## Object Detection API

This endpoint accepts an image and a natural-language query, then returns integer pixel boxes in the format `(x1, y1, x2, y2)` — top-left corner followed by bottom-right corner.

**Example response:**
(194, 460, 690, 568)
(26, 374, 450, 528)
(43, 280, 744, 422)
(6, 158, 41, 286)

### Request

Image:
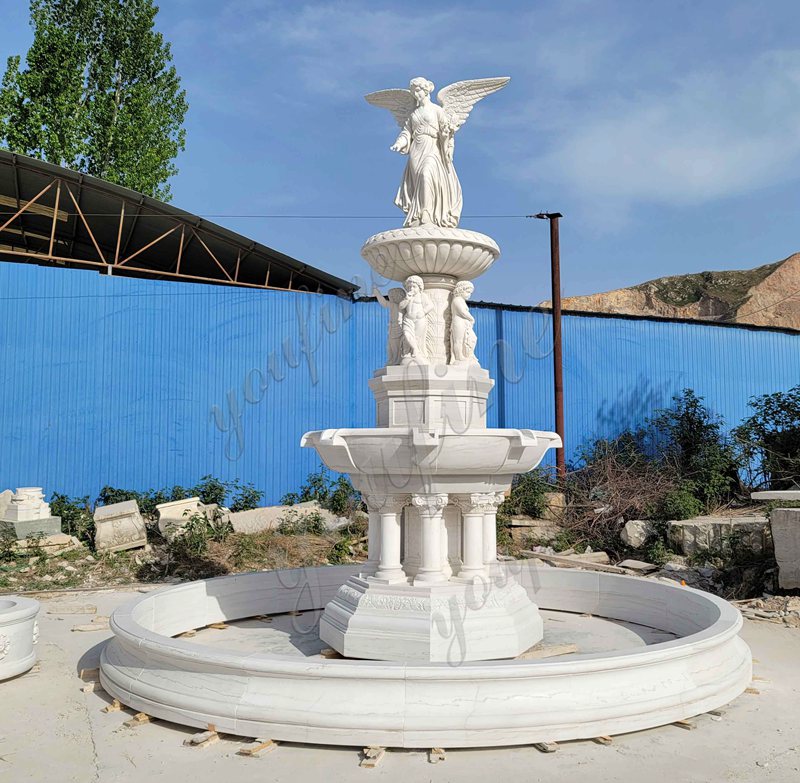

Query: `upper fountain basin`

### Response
(301, 427, 561, 494)
(361, 226, 500, 283)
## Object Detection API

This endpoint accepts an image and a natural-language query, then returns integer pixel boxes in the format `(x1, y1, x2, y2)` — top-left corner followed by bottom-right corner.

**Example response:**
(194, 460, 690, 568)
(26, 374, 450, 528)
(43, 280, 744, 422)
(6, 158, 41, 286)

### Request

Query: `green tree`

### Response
(0, 0, 187, 200)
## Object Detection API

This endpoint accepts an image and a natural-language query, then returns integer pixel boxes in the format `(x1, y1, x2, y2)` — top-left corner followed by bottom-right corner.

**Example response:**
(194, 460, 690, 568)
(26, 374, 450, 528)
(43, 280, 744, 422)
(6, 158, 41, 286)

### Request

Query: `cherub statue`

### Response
(450, 280, 478, 366)
(399, 275, 433, 363)
(373, 285, 406, 365)
(365, 76, 510, 228)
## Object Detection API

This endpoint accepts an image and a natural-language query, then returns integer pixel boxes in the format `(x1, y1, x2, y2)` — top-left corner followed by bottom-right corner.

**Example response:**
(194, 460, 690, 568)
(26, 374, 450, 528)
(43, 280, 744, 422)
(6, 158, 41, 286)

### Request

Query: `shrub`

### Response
(230, 482, 263, 512)
(658, 484, 702, 520)
(734, 384, 800, 490)
(50, 493, 94, 546)
(281, 469, 362, 518)
(327, 537, 352, 564)
(166, 509, 231, 562)
(651, 389, 737, 511)
(193, 475, 228, 506)
(500, 468, 553, 518)
(0, 527, 17, 561)
(277, 509, 327, 536)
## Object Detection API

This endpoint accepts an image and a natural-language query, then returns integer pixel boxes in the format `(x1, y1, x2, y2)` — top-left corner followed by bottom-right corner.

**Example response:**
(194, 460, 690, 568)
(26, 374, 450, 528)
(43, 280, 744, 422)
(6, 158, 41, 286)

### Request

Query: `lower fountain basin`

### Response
(99, 563, 751, 748)
(301, 428, 561, 493)
(0, 596, 40, 681)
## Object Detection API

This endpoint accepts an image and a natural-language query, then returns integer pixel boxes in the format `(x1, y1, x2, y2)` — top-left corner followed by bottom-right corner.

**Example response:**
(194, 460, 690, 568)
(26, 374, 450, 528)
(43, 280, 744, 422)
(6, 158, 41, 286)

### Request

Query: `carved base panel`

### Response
(319, 575, 543, 662)
(370, 364, 494, 431)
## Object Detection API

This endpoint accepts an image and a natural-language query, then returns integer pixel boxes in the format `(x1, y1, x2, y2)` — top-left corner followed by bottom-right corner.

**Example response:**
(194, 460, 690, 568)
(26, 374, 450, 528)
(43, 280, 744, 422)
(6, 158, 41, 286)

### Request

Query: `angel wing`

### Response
(436, 77, 510, 133)
(364, 88, 416, 128)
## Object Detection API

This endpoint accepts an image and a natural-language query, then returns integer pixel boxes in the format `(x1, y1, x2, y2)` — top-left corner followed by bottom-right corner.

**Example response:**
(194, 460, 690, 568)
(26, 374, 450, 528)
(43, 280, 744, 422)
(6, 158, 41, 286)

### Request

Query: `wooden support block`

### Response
(288, 611, 303, 617)
(80, 667, 100, 682)
(672, 720, 696, 730)
(707, 709, 726, 717)
(753, 675, 769, 682)
(258, 617, 273, 624)
(593, 736, 613, 745)
(533, 742, 559, 753)
(320, 648, 343, 659)
(428, 748, 446, 764)
(745, 687, 760, 695)
(177, 630, 197, 638)
(102, 698, 123, 713)
(82, 681, 105, 694)
(184, 730, 219, 748)
(238, 739, 278, 757)
(360, 746, 386, 768)
(123, 712, 151, 727)
(207, 622, 228, 630)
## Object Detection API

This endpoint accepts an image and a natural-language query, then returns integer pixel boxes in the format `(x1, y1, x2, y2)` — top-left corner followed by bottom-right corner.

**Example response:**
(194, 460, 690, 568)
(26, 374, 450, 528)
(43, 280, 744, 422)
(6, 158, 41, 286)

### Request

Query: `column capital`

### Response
(364, 493, 410, 514)
(452, 492, 500, 514)
(410, 493, 448, 516)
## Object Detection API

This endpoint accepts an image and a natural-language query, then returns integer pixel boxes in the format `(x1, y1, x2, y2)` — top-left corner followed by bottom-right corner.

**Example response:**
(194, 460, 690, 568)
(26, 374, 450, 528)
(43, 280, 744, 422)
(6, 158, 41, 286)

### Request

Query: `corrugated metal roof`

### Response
(0, 150, 356, 296)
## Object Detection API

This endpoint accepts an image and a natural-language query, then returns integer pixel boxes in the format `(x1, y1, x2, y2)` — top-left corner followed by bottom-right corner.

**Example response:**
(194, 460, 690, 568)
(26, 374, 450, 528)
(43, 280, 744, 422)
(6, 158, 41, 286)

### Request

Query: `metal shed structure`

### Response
(0, 150, 356, 296)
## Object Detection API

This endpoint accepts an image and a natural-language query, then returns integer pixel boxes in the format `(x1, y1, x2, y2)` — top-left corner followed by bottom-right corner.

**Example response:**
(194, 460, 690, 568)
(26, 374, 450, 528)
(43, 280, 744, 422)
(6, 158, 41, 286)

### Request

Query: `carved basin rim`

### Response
(99, 563, 751, 748)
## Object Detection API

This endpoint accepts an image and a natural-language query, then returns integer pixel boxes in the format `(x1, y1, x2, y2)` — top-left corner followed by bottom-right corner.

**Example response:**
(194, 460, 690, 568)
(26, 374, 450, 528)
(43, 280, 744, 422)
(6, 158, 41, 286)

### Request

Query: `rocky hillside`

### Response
(542, 253, 800, 330)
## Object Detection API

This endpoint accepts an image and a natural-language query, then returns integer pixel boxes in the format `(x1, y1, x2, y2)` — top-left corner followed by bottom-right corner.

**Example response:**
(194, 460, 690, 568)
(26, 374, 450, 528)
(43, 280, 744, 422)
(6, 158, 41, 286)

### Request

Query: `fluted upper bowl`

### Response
(361, 226, 500, 282)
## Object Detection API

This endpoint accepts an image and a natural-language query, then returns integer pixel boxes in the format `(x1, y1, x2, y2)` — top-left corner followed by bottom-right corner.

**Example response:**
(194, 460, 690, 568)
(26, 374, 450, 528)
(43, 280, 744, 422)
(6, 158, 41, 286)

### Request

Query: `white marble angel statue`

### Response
(365, 76, 510, 228)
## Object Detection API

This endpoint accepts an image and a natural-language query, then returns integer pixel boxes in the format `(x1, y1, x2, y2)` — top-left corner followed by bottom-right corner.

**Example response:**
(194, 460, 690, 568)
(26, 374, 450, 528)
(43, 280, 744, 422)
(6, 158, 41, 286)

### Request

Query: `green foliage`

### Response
(166, 509, 231, 561)
(0, 0, 188, 200)
(733, 384, 800, 490)
(97, 476, 264, 518)
(0, 527, 17, 561)
(277, 509, 327, 536)
(651, 389, 737, 511)
(500, 468, 553, 518)
(327, 537, 352, 565)
(229, 482, 263, 512)
(50, 492, 94, 546)
(193, 475, 228, 506)
(281, 469, 362, 518)
(24, 531, 46, 558)
(644, 538, 670, 566)
(658, 484, 703, 521)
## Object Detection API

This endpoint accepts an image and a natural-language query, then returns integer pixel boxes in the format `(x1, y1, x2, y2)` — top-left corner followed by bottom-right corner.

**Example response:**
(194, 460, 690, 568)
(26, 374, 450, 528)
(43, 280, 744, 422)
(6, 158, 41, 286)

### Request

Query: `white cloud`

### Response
(526, 49, 800, 210)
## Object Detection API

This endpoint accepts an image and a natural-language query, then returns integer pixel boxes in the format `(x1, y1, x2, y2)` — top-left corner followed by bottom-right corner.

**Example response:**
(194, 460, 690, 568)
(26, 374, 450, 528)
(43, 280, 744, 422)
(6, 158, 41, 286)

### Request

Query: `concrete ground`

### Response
(1, 587, 798, 783)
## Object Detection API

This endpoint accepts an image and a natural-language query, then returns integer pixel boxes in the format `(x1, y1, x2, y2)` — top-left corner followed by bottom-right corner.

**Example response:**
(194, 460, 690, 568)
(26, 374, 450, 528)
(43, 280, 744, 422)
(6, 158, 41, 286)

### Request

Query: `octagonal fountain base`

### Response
(99, 563, 752, 748)
(320, 575, 542, 662)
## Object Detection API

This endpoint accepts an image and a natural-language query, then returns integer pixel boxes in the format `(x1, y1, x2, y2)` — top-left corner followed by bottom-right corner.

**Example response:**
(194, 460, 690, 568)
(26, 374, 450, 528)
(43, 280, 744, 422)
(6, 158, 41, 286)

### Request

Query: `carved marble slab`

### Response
(94, 500, 147, 553)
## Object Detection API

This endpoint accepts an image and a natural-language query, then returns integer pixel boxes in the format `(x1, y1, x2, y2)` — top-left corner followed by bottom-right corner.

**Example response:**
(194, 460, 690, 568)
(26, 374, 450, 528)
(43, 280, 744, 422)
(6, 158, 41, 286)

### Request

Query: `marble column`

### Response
(483, 492, 506, 567)
(454, 493, 495, 578)
(374, 495, 409, 583)
(363, 495, 383, 575)
(412, 493, 449, 584)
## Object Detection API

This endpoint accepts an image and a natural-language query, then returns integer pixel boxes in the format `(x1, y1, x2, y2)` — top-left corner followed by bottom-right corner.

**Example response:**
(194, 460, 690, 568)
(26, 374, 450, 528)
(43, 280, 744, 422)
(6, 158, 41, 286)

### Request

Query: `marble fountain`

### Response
(99, 75, 751, 747)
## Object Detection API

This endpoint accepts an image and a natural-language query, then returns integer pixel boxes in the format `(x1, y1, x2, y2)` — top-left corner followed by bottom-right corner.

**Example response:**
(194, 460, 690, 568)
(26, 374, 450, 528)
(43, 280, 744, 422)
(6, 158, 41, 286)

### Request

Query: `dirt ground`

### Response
(1, 586, 798, 783)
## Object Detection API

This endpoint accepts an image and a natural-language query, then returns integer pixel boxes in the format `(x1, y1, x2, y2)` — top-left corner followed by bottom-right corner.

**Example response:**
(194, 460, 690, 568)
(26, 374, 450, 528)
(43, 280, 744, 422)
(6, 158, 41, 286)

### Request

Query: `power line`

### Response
(0, 212, 530, 219)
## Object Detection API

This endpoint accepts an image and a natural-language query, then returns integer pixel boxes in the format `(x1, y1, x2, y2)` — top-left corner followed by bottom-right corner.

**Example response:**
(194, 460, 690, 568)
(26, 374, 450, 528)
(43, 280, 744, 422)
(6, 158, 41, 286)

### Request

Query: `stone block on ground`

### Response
(14, 533, 82, 554)
(668, 515, 771, 557)
(618, 559, 659, 574)
(751, 490, 800, 501)
(770, 508, 800, 590)
(620, 519, 654, 549)
(230, 500, 352, 535)
(155, 498, 226, 540)
(0, 517, 62, 540)
(541, 492, 566, 522)
(0, 489, 13, 518)
(93, 500, 147, 553)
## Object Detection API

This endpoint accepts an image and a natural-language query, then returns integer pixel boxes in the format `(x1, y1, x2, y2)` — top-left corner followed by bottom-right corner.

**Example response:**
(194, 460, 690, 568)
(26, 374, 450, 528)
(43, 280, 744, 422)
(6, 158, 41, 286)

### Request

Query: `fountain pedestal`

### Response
(303, 226, 560, 662)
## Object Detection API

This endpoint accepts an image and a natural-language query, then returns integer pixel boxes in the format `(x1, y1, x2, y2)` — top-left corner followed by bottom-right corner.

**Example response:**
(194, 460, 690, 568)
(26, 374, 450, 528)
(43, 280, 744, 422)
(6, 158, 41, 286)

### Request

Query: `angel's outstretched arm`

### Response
(391, 120, 411, 154)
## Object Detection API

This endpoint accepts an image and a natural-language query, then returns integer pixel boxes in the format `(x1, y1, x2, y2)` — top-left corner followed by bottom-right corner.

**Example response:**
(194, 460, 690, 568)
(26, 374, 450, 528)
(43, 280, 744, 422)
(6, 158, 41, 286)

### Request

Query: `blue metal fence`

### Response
(1, 261, 798, 503)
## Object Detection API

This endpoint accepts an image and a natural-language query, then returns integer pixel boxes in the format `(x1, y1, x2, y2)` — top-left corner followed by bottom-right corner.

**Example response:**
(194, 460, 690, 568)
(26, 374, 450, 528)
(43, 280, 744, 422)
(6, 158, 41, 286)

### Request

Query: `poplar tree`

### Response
(0, 0, 188, 201)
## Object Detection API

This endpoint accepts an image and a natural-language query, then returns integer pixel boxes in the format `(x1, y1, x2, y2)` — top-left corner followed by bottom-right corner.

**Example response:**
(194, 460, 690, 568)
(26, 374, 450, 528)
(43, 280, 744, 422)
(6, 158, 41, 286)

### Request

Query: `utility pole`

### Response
(532, 212, 565, 480)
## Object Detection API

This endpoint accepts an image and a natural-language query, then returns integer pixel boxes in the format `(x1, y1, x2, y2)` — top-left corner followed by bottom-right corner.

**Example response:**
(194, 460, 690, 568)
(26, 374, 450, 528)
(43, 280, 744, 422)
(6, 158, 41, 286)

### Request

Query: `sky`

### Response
(2, 0, 800, 305)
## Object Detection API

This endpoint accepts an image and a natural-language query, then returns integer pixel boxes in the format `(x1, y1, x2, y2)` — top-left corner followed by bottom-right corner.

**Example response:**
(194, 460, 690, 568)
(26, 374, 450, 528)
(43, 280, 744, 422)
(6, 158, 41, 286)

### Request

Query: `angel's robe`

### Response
(394, 102, 463, 228)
